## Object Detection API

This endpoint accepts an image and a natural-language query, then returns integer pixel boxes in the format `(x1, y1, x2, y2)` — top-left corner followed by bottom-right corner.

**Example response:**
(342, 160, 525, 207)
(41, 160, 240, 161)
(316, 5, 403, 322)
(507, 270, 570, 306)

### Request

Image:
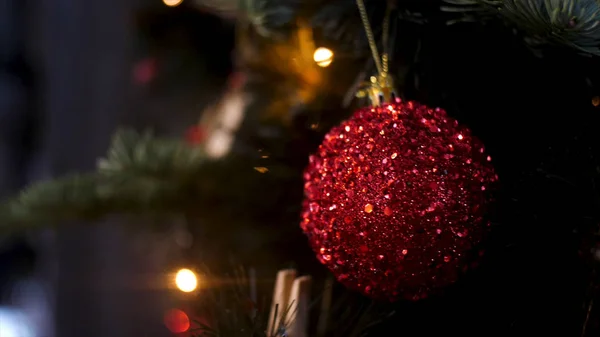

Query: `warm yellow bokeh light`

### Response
(313, 47, 334, 67)
(163, 0, 183, 7)
(175, 269, 198, 292)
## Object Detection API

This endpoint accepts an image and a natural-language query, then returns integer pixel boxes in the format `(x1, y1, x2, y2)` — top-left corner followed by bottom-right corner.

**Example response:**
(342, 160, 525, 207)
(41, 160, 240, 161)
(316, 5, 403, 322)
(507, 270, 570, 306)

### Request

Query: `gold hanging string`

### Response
(356, 0, 383, 76)
(382, 3, 392, 75)
(355, 0, 395, 106)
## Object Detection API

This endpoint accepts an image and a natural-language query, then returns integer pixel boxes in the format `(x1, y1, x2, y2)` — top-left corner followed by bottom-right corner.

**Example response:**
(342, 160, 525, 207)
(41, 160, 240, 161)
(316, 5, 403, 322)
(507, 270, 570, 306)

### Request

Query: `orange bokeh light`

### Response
(163, 0, 183, 7)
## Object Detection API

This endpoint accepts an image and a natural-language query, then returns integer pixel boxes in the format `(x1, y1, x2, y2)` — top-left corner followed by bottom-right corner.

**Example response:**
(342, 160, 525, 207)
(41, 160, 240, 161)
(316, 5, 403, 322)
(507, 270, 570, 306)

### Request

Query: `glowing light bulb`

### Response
(163, 0, 183, 7)
(313, 47, 334, 67)
(175, 269, 198, 292)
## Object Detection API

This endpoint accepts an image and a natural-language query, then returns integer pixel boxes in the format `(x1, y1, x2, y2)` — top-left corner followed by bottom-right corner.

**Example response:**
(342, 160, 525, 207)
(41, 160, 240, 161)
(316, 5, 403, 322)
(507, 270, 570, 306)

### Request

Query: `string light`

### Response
(204, 89, 247, 159)
(313, 47, 334, 67)
(163, 0, 183, 7)
(175, 268, 198, 292)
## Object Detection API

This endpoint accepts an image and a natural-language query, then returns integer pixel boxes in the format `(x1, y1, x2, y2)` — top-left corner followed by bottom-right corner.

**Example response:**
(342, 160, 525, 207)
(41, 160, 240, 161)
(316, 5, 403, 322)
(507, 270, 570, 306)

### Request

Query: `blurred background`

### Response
(0, 0, 234, 336)
(0, 0, 600, 336)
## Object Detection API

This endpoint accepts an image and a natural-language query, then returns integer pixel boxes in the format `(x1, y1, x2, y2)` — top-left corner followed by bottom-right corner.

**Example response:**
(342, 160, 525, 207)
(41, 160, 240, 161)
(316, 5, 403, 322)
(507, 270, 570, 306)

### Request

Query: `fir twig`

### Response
(442, 0, 600, 55)
(196, 0, 300, 38)
(189, 266, 387, 337)
(0, 129, 210, 230)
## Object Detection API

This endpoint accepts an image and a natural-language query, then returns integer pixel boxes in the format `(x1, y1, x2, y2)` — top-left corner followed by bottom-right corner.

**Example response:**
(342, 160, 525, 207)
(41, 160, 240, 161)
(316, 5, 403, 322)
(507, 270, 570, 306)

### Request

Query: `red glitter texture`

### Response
(301, 100, 498, 301)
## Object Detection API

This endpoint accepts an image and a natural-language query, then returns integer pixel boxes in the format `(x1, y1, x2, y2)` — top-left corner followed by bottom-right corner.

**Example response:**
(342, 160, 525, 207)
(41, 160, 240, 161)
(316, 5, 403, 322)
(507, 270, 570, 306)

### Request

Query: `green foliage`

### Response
(188, 266, 388, 337)
(442, 0, 600, 55)
(0, 129, 210, 230)
(196, 0, 381, 46)
(198, 0, 301, 38)
(197, 0, 600, 56)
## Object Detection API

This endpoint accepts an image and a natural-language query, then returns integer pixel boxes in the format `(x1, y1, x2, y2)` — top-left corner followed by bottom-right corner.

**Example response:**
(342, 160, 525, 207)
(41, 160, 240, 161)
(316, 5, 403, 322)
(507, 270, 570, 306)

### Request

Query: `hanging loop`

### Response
(355, 0, 396, 106)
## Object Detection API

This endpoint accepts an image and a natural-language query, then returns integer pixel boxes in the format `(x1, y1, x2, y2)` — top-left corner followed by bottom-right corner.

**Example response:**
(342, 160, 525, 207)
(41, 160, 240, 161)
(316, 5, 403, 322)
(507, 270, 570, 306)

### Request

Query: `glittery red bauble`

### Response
(301, 100, 498, 301)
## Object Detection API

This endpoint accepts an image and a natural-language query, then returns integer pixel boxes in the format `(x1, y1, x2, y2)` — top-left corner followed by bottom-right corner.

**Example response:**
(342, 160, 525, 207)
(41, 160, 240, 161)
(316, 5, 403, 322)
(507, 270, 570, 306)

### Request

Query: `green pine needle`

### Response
(197, 0, 298, 38)
(443, 0, 600, 55)
(199, 0, 600, 55)
(0, 129, 210, 230)
(187, 266, 387, 337)
(98, 129, 207, 178)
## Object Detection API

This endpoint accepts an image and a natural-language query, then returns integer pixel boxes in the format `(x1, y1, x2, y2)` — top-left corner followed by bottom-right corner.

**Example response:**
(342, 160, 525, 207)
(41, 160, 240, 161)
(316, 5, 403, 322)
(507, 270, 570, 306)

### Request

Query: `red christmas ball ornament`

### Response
(301, 100, 498, 301)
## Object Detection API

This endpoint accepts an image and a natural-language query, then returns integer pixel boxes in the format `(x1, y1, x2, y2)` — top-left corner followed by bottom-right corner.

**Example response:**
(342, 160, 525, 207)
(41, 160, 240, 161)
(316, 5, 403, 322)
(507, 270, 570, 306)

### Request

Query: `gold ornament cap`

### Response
(356, 72, 395, 106)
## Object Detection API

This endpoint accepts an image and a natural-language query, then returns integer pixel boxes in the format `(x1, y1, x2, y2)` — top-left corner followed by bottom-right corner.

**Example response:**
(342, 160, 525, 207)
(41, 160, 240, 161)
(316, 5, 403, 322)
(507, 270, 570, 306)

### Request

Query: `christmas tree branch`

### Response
(197, 0, 600, 56)
(0, 129, 210, 230)
(442, 0, 600, 55)
(196, 0, 422, 49)
(189, 266, 389, 337)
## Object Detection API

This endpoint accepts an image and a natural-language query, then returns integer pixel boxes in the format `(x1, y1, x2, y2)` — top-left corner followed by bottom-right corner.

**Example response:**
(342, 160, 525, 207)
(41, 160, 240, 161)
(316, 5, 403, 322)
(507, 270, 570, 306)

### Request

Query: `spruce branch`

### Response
(0, 129, 210, 230)
(98, 129, 208, 180)
(196, 0, 300, 38)
(443, 0, 600, 55)
(189, 266, 389, 337)
(196, 0, 421, 46)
